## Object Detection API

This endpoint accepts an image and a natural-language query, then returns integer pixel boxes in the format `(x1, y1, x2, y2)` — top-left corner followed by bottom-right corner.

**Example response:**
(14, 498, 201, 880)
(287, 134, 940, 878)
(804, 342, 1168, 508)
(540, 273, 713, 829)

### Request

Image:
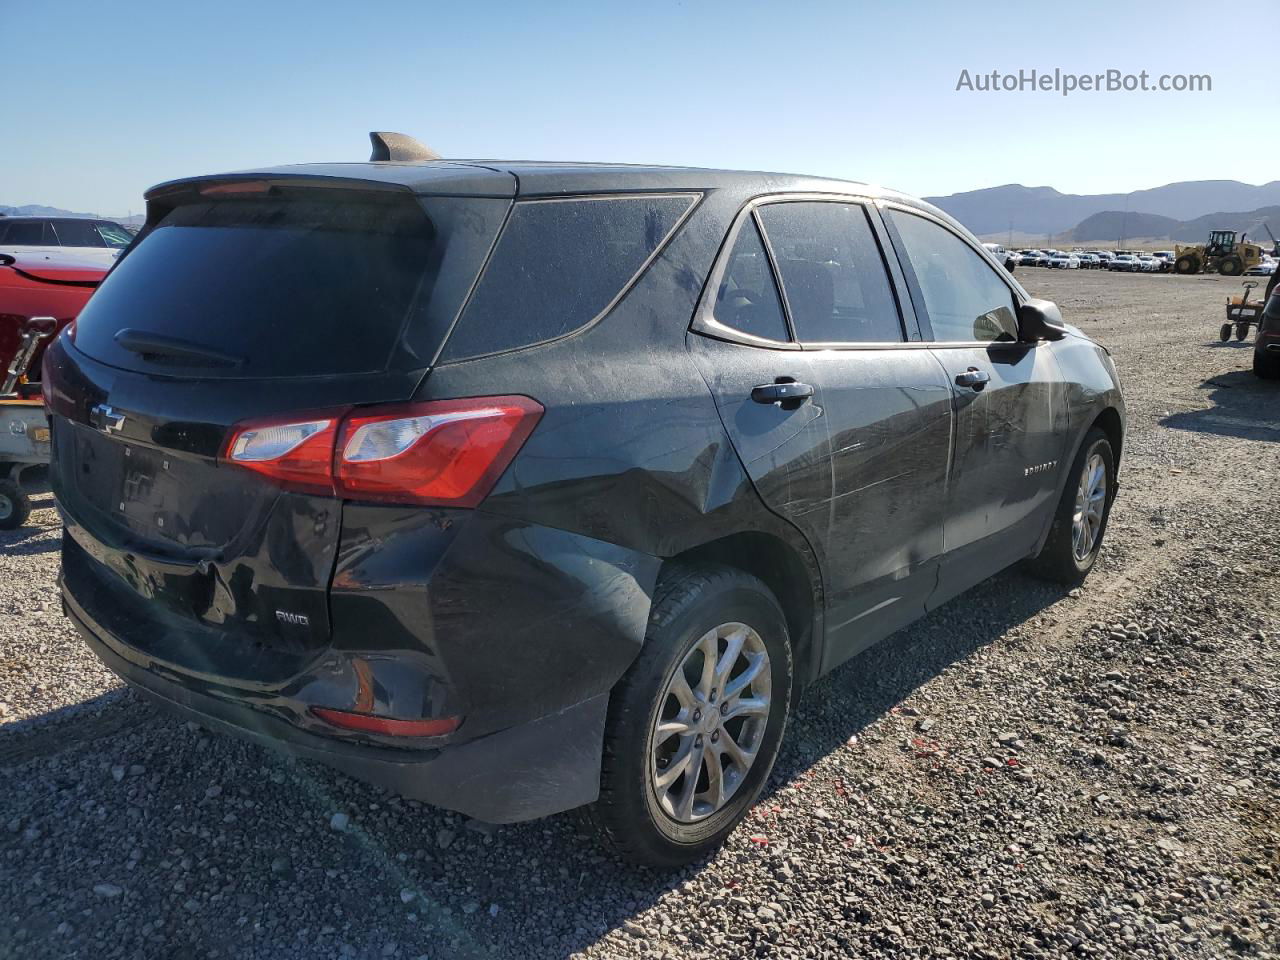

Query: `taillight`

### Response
(222, 396, 542, 507)
(335, 396, 542, 507)
(223, 414, 343, 496)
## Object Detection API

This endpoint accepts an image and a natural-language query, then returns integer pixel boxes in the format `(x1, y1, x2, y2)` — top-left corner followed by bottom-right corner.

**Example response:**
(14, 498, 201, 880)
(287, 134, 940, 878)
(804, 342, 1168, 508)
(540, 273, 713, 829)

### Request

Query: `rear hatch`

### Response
(47, 174, 511, 676)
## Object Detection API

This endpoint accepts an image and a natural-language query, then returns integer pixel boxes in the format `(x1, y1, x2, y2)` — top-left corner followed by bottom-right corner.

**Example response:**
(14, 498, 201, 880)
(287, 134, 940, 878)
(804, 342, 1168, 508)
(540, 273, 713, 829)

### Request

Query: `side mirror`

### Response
(0, 254, 14, 267)
(1018, 298, 1067, 342)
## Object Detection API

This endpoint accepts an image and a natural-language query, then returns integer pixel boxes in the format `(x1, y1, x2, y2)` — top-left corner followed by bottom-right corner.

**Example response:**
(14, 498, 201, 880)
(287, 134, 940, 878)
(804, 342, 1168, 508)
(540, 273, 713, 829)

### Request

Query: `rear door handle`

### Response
(751, 382, 815, 405)
(954, 368, 991, 391)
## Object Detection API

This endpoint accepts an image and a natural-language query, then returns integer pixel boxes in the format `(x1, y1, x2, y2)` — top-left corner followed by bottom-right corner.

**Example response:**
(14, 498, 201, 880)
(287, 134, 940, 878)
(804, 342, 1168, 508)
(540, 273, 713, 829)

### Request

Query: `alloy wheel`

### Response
(1072, 452, 1107, 561)
(649, 622, 771, 823)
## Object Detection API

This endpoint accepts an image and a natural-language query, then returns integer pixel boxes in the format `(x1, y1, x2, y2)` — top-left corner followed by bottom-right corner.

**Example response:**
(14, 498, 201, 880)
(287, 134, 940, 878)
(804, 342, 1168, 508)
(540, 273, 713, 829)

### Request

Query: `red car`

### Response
(1, 253, 105, 528)
(1, 254, 105, 390)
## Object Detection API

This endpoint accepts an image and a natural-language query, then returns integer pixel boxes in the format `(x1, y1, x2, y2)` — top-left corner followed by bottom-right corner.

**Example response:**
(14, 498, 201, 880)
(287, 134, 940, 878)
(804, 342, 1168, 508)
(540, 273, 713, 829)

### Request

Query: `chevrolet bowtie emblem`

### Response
(89, 403, 126, 434)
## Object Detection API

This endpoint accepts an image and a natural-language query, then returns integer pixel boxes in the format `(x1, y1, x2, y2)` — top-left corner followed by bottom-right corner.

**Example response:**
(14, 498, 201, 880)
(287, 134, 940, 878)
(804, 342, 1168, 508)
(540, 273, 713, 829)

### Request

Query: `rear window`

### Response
(439, 194, 696, 362)
(72, 191, 494, 379)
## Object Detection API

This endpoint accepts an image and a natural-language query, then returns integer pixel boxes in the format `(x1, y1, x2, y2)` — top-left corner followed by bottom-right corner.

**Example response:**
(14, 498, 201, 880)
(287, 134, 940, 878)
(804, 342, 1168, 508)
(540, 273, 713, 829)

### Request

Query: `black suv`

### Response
(45, 134, 1124, 866)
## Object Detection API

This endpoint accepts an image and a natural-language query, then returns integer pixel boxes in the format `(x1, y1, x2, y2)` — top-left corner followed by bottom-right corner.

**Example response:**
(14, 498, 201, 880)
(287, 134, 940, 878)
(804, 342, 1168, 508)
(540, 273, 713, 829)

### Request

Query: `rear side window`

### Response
(73, 193, 441, 378)
(440, 194, 695, 361)
(51, 219, 107, 247)
(756, 202, 903, 343)
(888, 210, 1019, 343)
(712, 218, 790, 342)
(4, 221, 53, 245)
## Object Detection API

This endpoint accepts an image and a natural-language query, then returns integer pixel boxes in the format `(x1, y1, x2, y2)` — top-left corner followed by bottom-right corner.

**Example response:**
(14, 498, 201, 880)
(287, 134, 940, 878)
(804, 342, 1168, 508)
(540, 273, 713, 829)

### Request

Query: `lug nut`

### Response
(711, 730, 720, 743)
(692, 709, 702, 723)
(695, 735, 703, 748)
(720, 702, 729, 715)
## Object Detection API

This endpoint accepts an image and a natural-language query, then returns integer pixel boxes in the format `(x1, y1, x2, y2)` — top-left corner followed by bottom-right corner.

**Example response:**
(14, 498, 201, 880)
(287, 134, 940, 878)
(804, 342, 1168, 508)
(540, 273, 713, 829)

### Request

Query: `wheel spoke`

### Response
(723, 695, 769, 722)
(700, 744, 725, 810)
(655, 715, 693, 740)
(713, 627, 746, 689)
(654, 737, 695, 790)
(723, 653, 766, 701)
(674, 749, 702, 820)
(719, 727, 756, 769)
(695, 631, 718, 700)
(668, 671, 696, 710)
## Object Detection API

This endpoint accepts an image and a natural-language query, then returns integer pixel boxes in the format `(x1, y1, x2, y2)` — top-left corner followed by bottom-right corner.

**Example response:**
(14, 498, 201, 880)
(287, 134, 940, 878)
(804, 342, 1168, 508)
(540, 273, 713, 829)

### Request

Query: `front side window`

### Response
(756, 202, 902, 343)
(51, 219, 107, 247)
(888, 210, 1019, 343)
(711, 218, 790, 342)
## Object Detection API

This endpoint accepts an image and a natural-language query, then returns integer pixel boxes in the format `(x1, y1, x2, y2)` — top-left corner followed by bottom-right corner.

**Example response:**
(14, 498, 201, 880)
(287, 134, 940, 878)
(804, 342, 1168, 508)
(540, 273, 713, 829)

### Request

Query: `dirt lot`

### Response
(1, 269, 1277, 960)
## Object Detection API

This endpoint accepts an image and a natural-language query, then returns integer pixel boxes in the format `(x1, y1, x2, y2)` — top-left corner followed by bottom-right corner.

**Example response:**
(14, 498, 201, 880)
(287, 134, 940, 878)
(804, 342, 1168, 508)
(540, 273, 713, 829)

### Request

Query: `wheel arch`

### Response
(1092, 406, 1124, 468)
(660, 531, 824, 694)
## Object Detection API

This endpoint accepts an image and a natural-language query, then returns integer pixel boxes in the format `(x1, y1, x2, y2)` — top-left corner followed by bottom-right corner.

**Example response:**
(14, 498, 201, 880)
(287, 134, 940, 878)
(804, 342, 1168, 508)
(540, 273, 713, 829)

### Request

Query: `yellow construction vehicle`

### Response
(1173, 230, 1264, 276)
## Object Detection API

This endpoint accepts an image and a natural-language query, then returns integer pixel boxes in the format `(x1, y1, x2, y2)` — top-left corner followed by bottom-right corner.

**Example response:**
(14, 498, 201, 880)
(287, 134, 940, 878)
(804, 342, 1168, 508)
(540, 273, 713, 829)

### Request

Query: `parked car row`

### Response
(1012, 248, 1185, 274)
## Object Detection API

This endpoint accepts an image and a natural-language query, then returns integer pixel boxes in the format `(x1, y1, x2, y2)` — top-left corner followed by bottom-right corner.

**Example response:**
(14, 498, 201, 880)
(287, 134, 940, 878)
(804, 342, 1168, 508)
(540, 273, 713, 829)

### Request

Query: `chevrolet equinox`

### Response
(44, 133, 1124, 866)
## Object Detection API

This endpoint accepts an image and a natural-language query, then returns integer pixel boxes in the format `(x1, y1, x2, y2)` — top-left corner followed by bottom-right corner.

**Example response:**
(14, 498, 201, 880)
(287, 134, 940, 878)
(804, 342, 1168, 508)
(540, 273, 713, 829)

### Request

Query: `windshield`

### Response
(95, 222, 134, 248)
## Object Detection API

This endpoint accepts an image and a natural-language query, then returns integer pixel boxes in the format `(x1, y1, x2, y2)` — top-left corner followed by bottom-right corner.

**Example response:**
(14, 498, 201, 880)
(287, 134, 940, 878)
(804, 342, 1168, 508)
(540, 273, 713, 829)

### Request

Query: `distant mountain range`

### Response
(1, 204, 144, 226)
(925, 181, 1280, 238)
(1070, 205, 1280, 244)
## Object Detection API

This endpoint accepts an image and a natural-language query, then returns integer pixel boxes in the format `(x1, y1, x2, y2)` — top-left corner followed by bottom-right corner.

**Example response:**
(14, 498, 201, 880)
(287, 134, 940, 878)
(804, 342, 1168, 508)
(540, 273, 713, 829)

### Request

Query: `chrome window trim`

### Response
(691, 192, 913, 351)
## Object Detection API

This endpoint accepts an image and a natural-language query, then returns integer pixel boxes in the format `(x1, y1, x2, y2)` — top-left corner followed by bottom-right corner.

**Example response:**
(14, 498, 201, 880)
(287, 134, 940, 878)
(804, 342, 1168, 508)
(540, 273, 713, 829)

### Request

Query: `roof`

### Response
(145, 158, 933, 210)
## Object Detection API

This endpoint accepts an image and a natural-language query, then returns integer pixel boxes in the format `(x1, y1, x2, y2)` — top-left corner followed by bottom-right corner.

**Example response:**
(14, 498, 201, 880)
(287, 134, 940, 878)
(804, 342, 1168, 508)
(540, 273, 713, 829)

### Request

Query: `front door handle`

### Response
(954, 368, 991, 391)
(751, 381, 815, 405)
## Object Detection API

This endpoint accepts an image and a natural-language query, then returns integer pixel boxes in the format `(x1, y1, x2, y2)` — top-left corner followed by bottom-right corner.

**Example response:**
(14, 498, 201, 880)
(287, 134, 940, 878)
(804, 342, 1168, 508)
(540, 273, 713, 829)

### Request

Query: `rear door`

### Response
(881, 205, 1068, 605)
(753, 199, 953, 668)
(47, 180, 511, 669)
(686, 210, 835, 556)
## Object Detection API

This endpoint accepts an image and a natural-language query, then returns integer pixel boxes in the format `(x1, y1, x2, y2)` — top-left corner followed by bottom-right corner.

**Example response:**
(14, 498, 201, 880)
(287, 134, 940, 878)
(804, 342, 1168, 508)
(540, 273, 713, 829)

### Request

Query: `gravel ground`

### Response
(1, 268, 1277, 960)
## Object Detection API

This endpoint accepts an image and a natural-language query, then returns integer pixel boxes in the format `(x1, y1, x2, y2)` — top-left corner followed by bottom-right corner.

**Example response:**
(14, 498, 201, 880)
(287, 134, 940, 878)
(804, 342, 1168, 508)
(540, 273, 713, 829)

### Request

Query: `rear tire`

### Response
(586, 564, 793, 867)
(1220, 323, 1233, 341)
(1235, 322, 1251, 342)
(1175, 254, 1200, 274)
(0, 479, 31, 531)
(1254, 350, 1280, 379)
(1028, 428, 1115, 585)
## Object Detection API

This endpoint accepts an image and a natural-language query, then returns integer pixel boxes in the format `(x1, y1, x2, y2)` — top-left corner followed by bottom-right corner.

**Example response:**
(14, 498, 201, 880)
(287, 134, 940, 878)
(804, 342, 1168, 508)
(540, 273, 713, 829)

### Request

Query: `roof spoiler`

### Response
(368, 131, 441, 162)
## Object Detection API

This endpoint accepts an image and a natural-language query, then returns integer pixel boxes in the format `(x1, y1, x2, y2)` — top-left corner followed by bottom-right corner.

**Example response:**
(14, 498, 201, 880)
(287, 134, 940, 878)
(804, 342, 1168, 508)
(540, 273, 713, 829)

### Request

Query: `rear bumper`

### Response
(64, 586, 610, 823)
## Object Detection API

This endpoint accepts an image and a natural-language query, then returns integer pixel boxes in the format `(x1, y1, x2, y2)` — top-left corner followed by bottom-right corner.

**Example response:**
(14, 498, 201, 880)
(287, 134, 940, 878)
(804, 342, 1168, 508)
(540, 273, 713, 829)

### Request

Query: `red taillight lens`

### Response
(311, 707, 461, 738)
(222, 395, 541, 506)
(335, 396, 542, 507)
(223, 413, 344, 496)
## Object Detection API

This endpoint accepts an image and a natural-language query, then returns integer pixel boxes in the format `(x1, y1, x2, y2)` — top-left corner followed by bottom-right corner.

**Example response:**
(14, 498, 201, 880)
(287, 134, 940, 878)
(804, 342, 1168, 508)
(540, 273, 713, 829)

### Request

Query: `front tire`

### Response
(1028, 428, 1116, 585)
(587, 564, 793, 867)
(1219, 256, 1244, 277)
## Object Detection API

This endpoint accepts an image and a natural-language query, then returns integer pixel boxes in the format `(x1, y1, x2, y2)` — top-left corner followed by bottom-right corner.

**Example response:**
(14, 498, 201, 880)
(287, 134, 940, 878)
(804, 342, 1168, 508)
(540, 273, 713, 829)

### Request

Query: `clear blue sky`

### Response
(3, 0, 1275, 216)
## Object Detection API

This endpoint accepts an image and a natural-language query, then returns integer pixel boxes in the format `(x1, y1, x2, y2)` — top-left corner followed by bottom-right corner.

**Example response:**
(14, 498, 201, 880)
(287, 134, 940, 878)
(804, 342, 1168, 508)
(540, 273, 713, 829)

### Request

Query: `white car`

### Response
(1136, 256, 1161, 272)
(0, 216, 132, 268)
(982, 242, 1018, 272)
(1245, 259, 1276, 276)
(1049, 253, 1080, 269)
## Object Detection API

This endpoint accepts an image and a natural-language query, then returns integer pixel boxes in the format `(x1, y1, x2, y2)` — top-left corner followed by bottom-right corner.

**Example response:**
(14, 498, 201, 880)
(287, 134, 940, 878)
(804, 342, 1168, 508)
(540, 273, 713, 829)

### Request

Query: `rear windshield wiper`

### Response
(114, 329, 246, 368)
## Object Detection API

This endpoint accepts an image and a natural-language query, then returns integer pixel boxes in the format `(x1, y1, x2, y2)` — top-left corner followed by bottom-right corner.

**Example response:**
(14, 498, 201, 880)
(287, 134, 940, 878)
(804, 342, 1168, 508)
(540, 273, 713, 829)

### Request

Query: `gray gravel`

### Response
(2, 269, 1278, 959)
